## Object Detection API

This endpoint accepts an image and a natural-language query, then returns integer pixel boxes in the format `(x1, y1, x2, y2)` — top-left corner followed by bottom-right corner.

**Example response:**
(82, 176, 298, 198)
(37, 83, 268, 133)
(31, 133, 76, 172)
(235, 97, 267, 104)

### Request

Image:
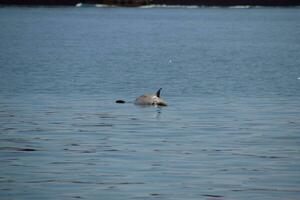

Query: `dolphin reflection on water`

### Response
(116, 88, 168, 107)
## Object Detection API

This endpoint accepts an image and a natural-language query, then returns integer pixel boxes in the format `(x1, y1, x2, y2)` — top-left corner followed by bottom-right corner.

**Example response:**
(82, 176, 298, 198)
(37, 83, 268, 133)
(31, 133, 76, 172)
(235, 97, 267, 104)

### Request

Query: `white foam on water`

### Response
(95, 4, 115, 8)
(139, 4, 200, 9)
(229, 5, 252, 9)
(75, 3, 82, 7)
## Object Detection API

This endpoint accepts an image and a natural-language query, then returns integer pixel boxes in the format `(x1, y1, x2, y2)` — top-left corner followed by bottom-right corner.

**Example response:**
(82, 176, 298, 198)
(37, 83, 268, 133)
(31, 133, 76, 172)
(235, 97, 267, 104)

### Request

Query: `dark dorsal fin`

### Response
(156, 88, 162, 98)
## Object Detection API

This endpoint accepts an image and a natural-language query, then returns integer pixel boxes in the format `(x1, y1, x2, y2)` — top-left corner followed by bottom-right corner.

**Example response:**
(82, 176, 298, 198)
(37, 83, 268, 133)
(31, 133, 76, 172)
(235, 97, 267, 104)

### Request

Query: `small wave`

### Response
(0, 147, 37, 152)
(27, 179, 144, 185)
(232, 187, 300, 192)
(75, 3, 111, 8)
(71, 123, 113, 127)
(232, 153, 285, 159)
(78, 4, 295, 9)
(91, 4, 200, 8)
(202, 194, 224, 198)
(95, 4, 115, 8)
(140, 4, 199, 9)
(150, 193, 161, 196)
(229, 5, 252, 9)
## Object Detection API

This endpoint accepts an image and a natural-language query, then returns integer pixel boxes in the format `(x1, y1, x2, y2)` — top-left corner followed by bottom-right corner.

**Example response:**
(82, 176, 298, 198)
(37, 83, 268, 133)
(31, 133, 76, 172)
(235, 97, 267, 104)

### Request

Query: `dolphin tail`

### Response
(116, 100, 126, 104)
(156, 88, 162, 98)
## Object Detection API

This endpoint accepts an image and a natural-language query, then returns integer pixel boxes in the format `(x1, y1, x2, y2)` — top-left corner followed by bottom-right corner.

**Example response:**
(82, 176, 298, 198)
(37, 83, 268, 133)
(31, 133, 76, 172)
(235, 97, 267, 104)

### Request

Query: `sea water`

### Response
(0, 6, 300, 200)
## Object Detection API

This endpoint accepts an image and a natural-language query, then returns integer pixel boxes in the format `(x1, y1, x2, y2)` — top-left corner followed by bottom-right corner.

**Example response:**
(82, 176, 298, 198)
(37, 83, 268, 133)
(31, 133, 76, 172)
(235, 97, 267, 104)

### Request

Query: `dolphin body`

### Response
(116, 88, 167, 106)
(135, 88, 167, 106)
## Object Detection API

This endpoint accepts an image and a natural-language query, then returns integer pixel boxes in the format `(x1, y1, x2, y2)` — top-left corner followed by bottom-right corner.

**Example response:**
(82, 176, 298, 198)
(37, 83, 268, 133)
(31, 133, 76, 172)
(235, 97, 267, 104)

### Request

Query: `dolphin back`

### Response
(134, 94, 167, 106)
(116, 88, 167, 106)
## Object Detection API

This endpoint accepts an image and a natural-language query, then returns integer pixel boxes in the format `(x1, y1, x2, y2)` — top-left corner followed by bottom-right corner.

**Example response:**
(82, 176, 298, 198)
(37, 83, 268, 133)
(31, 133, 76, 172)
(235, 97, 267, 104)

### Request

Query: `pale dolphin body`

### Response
(134, 88, 167, 106)
(116, 88, 167, 106)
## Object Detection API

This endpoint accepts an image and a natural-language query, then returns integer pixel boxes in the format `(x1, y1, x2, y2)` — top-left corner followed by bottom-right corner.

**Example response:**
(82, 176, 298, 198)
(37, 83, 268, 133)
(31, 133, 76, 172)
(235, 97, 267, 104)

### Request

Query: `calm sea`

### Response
(0, 6, 300, 200)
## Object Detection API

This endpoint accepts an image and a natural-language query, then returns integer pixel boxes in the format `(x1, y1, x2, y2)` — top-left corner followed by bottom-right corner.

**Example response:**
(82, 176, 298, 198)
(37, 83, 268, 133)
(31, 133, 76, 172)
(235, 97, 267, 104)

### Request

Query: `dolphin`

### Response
(134, 88, 167, 106)
(116, 88, 167, 106)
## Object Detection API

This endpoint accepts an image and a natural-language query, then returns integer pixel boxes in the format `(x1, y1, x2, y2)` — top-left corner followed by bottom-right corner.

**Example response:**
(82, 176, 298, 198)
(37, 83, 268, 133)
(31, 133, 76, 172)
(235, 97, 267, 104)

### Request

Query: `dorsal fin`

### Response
(156, 88, 162, 98)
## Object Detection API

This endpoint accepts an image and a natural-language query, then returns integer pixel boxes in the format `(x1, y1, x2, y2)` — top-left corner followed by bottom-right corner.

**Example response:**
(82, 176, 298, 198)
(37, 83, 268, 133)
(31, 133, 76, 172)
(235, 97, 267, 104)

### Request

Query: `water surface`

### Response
(0, 6, 300, 200)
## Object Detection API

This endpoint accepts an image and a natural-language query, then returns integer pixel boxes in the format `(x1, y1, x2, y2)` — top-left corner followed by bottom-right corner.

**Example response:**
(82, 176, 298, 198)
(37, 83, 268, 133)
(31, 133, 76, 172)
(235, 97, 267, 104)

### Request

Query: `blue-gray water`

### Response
(0, 6, 300, 200)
